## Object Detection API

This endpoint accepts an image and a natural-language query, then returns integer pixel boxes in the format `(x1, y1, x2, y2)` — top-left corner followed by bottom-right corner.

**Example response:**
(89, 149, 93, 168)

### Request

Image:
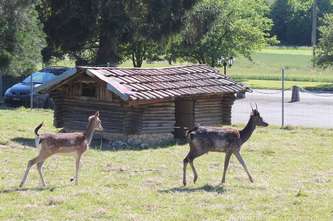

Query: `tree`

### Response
(119, 1, 164, 67)
(37, 0, 197, 66)
(270, 0, 333, 45)
(316, 13, 333, 67)
(168, 0, 276, 67)
(0, 0, 45, 76)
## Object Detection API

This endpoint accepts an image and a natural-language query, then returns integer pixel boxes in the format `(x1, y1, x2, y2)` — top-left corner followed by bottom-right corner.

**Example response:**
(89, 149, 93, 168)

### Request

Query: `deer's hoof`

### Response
(193, 176, 198, 184)
(249, 178, 254, 183)
(70, 177, 74, 182)
(183, 181, 187, 186)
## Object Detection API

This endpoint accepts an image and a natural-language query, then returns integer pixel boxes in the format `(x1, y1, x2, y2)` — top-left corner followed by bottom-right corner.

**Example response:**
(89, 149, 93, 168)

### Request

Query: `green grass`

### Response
(1, 108, 333, 220)
(229, 47, 333, 84)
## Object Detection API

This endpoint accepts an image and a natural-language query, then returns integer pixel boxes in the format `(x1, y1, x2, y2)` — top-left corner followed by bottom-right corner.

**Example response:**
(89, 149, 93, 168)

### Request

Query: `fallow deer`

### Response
(183, 104, 268, 186)
(19, 111, 103, 187)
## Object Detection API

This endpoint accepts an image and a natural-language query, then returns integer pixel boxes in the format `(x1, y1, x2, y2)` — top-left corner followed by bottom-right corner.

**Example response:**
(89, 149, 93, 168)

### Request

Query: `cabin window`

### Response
(81, 83, 96, 97)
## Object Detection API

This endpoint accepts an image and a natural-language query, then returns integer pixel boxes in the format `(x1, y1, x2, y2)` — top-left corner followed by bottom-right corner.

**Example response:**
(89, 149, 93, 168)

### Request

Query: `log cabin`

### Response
(37, 64, 249, 146)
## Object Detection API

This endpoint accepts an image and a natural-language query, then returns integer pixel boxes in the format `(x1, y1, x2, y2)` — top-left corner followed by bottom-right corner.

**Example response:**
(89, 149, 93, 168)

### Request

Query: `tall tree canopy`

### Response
(167, 0, 275, 67)
(37, 0, 196, 66)
(270, 0, 333, 45)
(0, 0, 45, 76)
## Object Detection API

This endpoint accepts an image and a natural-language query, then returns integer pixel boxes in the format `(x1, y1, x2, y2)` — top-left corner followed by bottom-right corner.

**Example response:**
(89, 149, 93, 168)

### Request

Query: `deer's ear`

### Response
(95, 111, 100, 117)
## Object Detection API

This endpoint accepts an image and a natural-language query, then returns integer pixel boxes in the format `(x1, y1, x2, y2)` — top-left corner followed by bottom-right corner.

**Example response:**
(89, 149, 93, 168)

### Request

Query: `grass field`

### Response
(1, 108, 333, 220)
(51, 47, 333, 90)
(229, 47, 333, 84)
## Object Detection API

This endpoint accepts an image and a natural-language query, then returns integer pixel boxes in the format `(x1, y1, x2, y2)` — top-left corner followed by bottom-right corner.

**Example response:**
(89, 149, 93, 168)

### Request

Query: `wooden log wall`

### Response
(194, 96, 223, 126)
(52, 95, 64, 128)
(139, 102, 175, 134)
(194, 94, 236, 126)
(221, 94, 236, 125)
(51, 82, 175, 135)
(53, 97, 130, 134)
(123, 107, 144, 134)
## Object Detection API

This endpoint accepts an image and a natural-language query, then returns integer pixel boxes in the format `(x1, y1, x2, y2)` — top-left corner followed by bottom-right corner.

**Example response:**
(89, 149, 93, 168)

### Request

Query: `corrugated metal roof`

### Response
(39, 64, 249, 102)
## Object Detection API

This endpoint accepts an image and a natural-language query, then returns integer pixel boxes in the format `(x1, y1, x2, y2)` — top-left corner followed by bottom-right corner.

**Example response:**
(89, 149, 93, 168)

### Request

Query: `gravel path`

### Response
(232, 89, 333, 128)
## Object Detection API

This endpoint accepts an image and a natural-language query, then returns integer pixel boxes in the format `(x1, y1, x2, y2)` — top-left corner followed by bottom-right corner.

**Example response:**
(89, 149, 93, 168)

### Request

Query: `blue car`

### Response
(4, 67, 74, 108)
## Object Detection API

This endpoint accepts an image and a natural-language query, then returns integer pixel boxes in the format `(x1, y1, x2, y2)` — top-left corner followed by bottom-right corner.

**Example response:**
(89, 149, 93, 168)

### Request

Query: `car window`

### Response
(23, 72, 56, 84)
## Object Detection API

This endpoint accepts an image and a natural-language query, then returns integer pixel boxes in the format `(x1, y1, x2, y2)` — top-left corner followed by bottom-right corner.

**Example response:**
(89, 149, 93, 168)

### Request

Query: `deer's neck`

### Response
(84, 121, 96, 145)
(239, 116, 256, 145)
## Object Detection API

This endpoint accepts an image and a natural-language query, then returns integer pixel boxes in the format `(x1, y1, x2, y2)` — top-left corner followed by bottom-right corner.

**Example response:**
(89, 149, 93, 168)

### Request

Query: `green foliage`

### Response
(119, 1, 166, 67)
(270, 0, 333, 46)
(0, 0, 45, 76)
(37, 0, 197, 66)
(168, 0, 276, 67)
(316, 13, 333, 67)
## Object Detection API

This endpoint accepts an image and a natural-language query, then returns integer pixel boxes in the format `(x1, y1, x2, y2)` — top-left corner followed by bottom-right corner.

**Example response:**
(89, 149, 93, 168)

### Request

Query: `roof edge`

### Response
(77, 64, 211, 71)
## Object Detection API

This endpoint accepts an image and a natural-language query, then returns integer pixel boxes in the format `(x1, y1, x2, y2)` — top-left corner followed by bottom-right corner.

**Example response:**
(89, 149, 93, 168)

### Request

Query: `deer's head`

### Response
(251, 104, 268, 127)
(88, 111, 103, 131)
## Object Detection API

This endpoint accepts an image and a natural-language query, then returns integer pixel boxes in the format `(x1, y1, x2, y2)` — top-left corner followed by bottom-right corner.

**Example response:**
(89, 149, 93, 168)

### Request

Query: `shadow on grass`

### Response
(0, 185, 66, 194)
(11, 137, 35, 148)
(159, 184, 226, 194)
(89, 137, 180, 152)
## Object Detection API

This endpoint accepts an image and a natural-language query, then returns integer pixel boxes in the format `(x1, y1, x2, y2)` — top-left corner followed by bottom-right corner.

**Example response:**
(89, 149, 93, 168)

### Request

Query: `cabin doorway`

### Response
(174, 99, 195, 138)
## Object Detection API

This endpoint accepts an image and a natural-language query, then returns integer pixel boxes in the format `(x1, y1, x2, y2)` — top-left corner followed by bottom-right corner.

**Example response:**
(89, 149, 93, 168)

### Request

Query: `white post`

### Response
(281, 68, 285, 128)
(30, 74, 33, 109)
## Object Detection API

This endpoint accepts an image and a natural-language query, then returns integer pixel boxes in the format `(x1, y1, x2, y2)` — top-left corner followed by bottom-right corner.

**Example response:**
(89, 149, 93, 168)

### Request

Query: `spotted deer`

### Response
(19, 111, 103, 187)
(183, 104, 268, 186)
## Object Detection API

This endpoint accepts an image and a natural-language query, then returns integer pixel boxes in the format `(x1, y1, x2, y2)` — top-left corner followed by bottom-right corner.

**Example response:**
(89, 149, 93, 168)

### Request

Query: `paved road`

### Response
(232, 89, 333, 128)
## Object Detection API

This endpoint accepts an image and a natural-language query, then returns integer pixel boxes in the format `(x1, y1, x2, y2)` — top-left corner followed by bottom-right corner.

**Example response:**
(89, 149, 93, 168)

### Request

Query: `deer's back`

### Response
(40, 132, 87, 153)
(190, 127, 240, 152)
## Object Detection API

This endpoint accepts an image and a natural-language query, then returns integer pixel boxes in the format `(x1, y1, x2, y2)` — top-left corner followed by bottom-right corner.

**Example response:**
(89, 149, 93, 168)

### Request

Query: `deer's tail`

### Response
(34, 122, 43, 148)
(34, 122, 43, 136)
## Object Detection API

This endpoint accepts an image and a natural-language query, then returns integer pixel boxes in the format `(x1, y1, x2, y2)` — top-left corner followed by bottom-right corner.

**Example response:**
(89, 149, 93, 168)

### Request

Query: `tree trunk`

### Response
(131, 43, 144, 67)
(96, 32, 119, 66)
(132, 52, 137, 67)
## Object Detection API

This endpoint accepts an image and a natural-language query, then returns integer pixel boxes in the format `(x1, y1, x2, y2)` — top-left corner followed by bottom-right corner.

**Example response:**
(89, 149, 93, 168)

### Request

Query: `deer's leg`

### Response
(74, 152, 82, 185)
(189, 161, 198, 184)
(183, 156, 189, 186)
(234, 151, 253, 183)
(221, 151, 232, 184)
(20, 146, 52, 188)
(36, 161, 46, 187)
(20, 156, 40, 187)
(183, 147, 206, 186)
